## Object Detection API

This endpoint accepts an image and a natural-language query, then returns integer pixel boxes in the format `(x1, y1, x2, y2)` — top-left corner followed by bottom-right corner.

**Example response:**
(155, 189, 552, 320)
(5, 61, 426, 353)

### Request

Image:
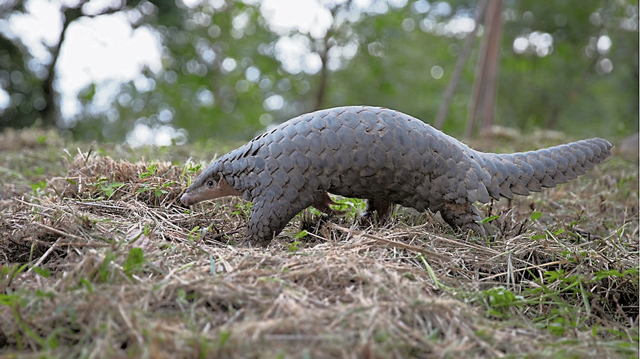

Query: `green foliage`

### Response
(329, 197, 367, 220)
(182, 162, 203, 186)
(136, 180, 174, 198)
(0, 34, 46, 129)
(30, 180, 47, 195)
(483, 287, 521, 318)
(139, 164, 158, 179)
(31, 267, 50, 278)
(99, 251, 116, 282)
(188, 226, 201, 242)
(287, 240, 302, 252)
(231, 202, 253, 218)
(481, 214, 500, 224)
(124, 247, 145, 279)
(1, 0, 637, 141)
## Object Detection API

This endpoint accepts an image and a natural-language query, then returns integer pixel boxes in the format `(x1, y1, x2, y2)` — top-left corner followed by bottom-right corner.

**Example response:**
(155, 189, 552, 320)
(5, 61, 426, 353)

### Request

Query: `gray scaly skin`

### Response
(181, 106, 612, 245)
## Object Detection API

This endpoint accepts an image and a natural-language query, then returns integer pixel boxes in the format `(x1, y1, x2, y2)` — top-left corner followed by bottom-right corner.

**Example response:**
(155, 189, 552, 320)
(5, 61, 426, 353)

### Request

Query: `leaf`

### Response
(530, 211, 543, 221)
(124, 247, 144, 278)
(140, 164, 158, 179)
(79, 278, 93, 293)
(79, 83, 96, 102)
(481, 215, 500, 224)
(30, 180, 47, 193)
(32, 267, 50, 278)
(99, 252, 116, 282)
(594, 269, 624, 281)
(218, 330, 231, 347)
(287, 241, 301, 252)
(0, 294, 20, 306)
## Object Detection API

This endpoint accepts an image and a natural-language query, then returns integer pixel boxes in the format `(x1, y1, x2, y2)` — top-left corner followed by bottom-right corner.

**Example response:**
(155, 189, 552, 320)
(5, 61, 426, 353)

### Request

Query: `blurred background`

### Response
(0, 0, 637, 147)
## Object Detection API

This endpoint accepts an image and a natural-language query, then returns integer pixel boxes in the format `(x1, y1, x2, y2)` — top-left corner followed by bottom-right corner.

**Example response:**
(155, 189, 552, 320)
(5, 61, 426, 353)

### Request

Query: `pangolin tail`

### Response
(479, 138, 612, 200)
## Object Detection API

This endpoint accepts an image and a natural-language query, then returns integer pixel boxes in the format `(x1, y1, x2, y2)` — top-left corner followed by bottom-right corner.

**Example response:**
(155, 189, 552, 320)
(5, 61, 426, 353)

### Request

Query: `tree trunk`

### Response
(465, 0, 502, 138)
(39, 6, 81, 127)
(434, 0, 487, 129)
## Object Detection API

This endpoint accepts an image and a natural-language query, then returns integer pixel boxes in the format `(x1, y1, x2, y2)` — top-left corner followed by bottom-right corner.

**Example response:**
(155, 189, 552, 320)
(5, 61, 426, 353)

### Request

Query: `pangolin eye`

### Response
(207, 180, 214, 187)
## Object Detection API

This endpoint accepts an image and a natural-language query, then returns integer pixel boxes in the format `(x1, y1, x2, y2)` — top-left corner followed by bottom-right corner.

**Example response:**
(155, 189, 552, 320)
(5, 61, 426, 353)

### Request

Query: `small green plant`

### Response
(481, 214, 500, 224)
(218, 330, 231, 348)
(287, 240, 302, 252)
(101, 182, 125, 199)
(188, 226, 201, 242)
(31, 267, 50, 278)
(0, 292, 60, 351)
(30, 180, 47, 195)
(483, 287, 521, 319)
(143, 223, 152, 236)
(182, 162, 203, 186)
(139, 163, 158, 179)
(78, 278, 94, 293)
(124, 248, 144, 279)
(99, 252, 116, 282)
(25, 167, 44, 177)
(137, 180, 175, 198)
(326, 197, 366, 220)
(231, 202, 253, 217)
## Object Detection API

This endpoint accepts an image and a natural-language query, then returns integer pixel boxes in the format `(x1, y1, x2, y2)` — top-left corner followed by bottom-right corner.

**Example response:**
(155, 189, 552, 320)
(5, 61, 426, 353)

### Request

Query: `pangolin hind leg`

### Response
(361, 199, 394, 225)
(437, 202, 492, 236)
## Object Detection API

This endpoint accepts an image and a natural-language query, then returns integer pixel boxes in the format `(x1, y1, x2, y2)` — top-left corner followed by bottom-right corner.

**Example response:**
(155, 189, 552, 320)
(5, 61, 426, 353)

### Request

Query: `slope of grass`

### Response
(0, 128, 638, 358)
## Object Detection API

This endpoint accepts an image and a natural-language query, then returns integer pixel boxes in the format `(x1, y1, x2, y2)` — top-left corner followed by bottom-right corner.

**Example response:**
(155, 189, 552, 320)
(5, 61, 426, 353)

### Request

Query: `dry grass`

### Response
(0, 129, 638, 358)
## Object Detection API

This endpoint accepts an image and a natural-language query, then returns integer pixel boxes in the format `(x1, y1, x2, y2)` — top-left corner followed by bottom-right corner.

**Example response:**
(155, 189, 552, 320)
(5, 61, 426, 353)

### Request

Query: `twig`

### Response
(479, 260, 568, 281)
(27, 236, 62, 273)
(326, 223, 450, 261)
(33, 222, 86, 242)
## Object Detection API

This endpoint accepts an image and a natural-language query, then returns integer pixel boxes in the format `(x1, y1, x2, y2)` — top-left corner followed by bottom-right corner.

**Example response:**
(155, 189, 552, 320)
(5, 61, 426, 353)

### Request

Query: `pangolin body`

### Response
(181, 106, 612, 244)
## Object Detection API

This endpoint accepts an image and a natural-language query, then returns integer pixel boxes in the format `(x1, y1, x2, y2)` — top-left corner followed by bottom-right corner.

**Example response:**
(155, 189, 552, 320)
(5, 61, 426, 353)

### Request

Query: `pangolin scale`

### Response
(181, 106, 612, 245)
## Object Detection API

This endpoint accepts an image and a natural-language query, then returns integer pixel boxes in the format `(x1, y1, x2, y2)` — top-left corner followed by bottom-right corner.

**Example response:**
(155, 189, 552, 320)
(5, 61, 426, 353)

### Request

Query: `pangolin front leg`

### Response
(247, 196, 313, 246)
(312, 192, 346, 216)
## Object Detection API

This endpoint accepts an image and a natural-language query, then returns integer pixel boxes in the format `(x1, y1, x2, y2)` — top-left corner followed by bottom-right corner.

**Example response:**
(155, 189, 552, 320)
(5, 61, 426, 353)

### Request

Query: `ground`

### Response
(0, 128, 638, 358)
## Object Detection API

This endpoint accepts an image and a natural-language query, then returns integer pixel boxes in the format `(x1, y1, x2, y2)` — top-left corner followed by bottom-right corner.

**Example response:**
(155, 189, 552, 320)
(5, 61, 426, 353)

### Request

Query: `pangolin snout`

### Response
(180, 192, 192, 207)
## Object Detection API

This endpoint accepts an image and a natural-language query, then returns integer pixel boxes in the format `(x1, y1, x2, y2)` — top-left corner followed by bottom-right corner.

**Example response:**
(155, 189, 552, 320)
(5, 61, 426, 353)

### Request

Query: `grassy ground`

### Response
(0, 128, 638, 358)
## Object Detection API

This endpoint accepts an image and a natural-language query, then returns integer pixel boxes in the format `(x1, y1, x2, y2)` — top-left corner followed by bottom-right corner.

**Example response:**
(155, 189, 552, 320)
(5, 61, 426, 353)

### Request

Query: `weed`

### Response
(231, 202, 252, 217)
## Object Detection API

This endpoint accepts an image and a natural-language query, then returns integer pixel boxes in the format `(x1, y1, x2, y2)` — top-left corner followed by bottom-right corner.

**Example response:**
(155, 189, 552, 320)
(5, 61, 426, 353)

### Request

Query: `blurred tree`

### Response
(321, 0, 637, 137)
(0, 0, 168, 129)
(0, 0, 44, 129)
(76, 0, 311, 143)
(498, 0, 638, 137)
(1, 0, 637, 142)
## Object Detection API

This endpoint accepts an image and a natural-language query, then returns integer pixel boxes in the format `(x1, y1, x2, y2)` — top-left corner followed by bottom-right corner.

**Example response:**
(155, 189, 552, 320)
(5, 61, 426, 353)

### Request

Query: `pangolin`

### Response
(180, 106, 612, 245)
